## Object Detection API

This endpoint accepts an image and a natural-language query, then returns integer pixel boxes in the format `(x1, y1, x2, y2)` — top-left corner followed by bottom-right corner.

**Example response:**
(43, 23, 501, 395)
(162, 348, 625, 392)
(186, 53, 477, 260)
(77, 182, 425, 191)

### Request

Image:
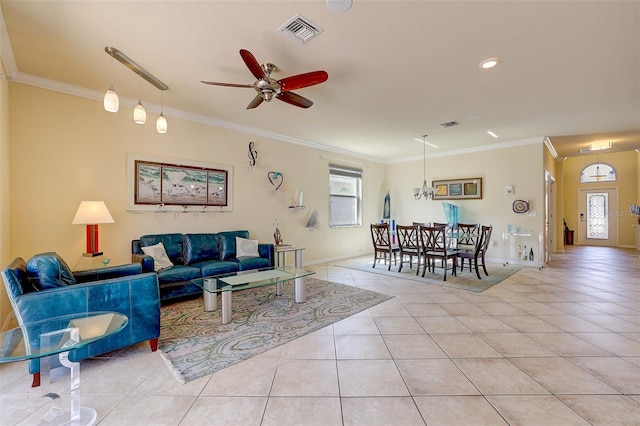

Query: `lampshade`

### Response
(133, 100, 146, 124)
(72, 201, 114, 225)
(156, 112, 168, 133)
(103, 85, 119, 113)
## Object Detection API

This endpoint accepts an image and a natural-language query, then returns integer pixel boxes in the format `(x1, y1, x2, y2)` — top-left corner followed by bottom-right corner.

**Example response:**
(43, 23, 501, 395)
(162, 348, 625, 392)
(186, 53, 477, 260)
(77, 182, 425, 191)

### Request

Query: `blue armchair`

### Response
(2, 253, 161, 387)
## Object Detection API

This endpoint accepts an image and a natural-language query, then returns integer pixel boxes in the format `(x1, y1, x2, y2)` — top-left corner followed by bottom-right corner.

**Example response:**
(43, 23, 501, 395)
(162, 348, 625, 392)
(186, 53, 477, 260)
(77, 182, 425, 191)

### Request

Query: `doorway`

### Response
(577, 188, 618, 247)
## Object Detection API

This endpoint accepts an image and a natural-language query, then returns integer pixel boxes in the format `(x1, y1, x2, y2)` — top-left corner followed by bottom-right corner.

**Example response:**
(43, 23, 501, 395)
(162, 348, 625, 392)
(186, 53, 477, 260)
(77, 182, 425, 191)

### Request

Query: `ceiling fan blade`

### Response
(246, 94, 264, 109)
(277, 91, 314, 108)
(201, 81, 254, 88)
(279, 71, 328, 91)
(240, 49, 266, 80)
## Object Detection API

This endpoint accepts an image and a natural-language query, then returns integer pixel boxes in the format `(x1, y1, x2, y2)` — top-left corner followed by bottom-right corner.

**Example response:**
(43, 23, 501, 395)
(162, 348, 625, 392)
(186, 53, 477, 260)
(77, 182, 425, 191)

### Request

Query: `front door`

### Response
(577, 188, 618, 247)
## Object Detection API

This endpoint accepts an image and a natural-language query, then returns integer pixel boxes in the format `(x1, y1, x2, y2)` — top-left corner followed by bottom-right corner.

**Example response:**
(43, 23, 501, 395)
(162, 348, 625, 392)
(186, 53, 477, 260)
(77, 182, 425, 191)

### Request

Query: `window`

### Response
(329, 165, 362, 227)
(580, 163, 616, 183)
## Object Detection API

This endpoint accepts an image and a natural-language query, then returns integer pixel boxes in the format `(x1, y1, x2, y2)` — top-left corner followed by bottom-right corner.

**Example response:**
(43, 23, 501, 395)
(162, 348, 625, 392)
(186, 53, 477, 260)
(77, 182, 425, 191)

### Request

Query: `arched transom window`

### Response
(580, 163, 616, 183)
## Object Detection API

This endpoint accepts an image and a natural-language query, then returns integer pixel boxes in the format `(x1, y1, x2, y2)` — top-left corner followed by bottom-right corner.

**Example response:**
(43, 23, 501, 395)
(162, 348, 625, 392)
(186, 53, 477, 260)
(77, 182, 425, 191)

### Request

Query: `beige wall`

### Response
(0, 57, 12, 328)
(563, 151, 637, 248)
(7, 84, 385, 269)
(385, 142, 546, 260)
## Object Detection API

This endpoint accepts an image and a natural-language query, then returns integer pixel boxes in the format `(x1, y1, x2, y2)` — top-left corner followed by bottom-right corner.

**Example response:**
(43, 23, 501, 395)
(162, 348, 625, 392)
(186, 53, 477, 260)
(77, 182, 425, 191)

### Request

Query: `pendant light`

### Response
(133, 73, 146, 124)
(590, 153, 607, 181)
(133, 100, 146, 124)
(413, 135, 433, 200)
(103, 52, 119, 113)
(156, 90, 168, 134)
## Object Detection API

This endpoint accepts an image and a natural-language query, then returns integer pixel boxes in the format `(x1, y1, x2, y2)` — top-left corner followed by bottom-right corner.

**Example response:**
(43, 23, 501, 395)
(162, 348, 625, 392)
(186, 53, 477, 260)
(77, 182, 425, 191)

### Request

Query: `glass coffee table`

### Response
(0, 311, 128, 425)
(191, 267, 316, 324)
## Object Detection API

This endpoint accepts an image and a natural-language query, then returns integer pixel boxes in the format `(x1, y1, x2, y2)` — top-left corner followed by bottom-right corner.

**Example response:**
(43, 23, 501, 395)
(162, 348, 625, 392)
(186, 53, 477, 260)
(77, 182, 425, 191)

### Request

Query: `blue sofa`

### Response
(1, 252, 161, 387)
(131, 230, 274, 301)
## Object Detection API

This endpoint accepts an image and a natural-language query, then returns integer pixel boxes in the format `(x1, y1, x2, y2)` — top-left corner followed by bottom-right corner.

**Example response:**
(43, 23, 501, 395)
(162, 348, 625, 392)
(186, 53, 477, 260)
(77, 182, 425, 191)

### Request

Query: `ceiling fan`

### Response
(201, 49, 328, 109)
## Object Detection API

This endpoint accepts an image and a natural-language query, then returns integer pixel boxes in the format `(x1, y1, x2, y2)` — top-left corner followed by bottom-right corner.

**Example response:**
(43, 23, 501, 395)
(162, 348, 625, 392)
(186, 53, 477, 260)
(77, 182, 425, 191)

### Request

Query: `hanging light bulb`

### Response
(104, 86, 119, 113)
(156, 90, 168, 133)
(103, 52, 119, 113)
(133, 100, 146, 124)
(156, 112, 167, 133)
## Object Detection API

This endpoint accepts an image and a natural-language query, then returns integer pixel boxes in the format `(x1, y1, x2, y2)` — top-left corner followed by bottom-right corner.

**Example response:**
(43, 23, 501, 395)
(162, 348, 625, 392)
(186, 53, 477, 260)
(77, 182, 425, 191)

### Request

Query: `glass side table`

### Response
(0, 311, 128, 425)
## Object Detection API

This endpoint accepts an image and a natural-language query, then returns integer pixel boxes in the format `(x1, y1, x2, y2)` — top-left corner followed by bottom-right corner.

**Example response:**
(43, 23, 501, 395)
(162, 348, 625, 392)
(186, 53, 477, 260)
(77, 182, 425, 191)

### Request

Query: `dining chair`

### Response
(456, 223, 480, 271)
(475, 225, 493, 278)
(396, 224, 422, 275)
(370, 223, 399, 271)
(419, 225, 458, 281)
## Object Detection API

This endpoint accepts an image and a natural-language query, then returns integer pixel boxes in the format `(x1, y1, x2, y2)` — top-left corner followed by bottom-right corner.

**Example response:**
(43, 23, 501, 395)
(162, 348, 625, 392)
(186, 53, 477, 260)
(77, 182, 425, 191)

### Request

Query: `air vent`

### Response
(278, 14, 324, 44)
(440, 120, 461, 128)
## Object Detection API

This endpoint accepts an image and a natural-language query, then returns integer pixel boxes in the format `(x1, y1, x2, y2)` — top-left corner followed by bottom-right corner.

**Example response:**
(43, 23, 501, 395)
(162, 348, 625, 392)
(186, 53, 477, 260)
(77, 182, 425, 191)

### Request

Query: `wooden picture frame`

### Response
(432, 177, 482, 200)
(127, 154, 233, 212)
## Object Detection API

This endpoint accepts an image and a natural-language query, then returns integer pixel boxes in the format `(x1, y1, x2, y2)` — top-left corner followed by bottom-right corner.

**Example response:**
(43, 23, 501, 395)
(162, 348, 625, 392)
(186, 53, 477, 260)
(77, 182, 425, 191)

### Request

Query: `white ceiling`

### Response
(1, 1, 638, 163)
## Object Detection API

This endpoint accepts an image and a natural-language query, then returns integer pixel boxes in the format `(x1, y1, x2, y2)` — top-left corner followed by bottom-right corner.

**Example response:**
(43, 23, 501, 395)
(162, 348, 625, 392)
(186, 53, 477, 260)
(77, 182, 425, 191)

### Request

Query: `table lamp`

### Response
(72, 201, 114, 257)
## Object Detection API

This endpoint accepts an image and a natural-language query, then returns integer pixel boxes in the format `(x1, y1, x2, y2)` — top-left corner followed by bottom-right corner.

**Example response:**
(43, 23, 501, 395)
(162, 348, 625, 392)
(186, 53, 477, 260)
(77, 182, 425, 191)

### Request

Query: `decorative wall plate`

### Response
(512, 199, 529, 214)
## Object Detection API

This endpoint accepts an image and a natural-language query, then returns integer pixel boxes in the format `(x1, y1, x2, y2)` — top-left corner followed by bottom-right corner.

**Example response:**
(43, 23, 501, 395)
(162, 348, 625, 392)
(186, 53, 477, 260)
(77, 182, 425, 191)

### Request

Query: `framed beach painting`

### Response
(127, 153, 233, 212)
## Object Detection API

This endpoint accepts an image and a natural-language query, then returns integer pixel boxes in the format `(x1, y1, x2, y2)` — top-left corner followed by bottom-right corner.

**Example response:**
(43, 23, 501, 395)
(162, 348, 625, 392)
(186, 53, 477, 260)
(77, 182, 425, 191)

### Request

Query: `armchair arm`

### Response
(73, 263, 143, 283)
(132, 253, 155, 273)
(14, 272, 160, 325)
(258, 243, 275, 267)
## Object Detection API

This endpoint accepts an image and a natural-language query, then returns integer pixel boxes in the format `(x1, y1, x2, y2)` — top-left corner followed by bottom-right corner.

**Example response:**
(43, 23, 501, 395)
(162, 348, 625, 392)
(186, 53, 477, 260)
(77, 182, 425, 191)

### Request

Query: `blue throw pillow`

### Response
(25, 252, 77, 290)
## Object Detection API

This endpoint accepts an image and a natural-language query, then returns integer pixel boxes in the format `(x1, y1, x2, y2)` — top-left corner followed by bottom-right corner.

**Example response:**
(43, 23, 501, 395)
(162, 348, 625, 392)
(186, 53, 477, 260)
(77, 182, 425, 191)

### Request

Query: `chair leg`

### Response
(475, 260, 482, 279)
(149, 337, 159, 352)
(482, 253, 489, 276)
(31, 372, 41, 388)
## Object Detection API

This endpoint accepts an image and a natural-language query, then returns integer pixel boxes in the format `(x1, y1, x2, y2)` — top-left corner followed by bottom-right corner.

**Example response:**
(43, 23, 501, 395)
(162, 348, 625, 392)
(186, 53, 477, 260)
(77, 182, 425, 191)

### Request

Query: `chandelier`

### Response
(413, 135, 434, 200)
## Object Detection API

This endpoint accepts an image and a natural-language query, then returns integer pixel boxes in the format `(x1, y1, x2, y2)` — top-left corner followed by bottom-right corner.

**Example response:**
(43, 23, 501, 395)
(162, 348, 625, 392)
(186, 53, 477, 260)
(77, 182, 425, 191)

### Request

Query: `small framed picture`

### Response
(432, 177, 483, 200)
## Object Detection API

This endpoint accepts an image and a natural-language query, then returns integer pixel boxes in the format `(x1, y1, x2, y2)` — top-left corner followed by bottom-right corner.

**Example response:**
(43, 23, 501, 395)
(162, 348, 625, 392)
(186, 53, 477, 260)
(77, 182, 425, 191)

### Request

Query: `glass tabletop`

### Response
(191, 266, 316, 293)
(0, 311, 128, 363)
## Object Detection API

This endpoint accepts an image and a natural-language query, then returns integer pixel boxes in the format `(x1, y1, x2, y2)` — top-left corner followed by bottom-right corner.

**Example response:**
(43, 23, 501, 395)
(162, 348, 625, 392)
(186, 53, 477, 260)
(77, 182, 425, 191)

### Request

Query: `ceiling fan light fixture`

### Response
(480, 57, 500, 69)
(103, 85, 119, 113)
(133, 100, 146, 124)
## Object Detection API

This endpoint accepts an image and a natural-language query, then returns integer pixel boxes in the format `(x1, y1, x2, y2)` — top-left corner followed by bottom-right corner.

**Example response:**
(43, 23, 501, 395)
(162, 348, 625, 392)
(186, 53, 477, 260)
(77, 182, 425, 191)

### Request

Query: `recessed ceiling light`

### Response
(485, 130, 499, 138)
(413, 137, 439, 148)
(480, 57, 500, 69)
(327, 0, 352, 13)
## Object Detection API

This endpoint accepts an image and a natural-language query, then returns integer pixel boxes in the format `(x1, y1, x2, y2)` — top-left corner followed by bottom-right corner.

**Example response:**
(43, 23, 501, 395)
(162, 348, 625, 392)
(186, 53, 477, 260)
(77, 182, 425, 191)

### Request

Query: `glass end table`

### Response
(191, 267, 316, 324)
(0, 311, 128, 425)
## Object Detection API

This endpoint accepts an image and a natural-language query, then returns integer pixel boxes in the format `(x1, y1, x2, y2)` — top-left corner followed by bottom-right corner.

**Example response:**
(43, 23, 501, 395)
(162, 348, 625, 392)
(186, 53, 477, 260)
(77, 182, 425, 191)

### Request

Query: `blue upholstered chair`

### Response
(2, 252, 161, 387)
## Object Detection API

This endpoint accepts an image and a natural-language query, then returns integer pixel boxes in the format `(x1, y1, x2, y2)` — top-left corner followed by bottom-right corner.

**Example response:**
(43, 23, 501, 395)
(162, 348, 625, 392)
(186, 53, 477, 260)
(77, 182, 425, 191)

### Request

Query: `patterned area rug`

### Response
(158, 278, 393, 383)
(336, 258, 520, 293)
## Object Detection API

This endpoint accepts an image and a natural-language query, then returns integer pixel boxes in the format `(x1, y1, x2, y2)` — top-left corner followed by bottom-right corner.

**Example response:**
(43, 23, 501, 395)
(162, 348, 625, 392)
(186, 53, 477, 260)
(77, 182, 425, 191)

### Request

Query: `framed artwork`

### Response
(127, 154, 233, 212)
(432, 177, 482, 200)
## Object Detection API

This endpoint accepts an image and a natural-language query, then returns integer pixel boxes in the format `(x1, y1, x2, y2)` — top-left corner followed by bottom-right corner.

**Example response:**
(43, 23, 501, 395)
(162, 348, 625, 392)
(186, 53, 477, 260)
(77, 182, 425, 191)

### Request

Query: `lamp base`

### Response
(82, 252, 103, 258)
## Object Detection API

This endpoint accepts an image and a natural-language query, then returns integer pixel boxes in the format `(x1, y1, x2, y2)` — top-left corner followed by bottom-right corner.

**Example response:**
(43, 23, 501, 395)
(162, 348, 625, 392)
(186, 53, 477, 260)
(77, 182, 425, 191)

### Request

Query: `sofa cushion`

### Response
(141, 242, 174, 271)
(155, 265, 201, 285)
(191, 260, 239, 277)
(25, 252, 76, 290)
(237, 256, 271, 271)
(236, 237, 259, 258)
(140, 234, 184, 264)
(218, 230, 250, 261)
(184, 233, 220, 265)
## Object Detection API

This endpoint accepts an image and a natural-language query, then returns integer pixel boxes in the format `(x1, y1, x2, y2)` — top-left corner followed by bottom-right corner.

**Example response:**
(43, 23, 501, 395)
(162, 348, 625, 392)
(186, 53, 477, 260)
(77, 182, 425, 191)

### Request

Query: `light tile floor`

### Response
(1, 246, 638, 425)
